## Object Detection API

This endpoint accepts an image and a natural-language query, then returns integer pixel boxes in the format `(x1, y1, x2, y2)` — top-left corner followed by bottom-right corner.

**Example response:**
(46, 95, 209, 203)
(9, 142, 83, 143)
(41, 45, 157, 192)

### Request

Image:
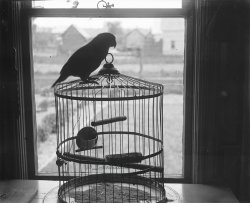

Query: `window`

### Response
(22, 0, 193, 181)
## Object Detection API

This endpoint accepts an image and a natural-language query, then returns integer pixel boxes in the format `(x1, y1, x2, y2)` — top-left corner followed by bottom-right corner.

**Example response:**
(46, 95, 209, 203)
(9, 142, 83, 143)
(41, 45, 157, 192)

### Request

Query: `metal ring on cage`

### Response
(54, 87, 163, 101)
(58, 174, 166, 203)
(105, 53, 114, 64)
(59, 150, 164, 173)
(60, 150, 162, 165)
(57, 131, 163, 153)
(56, 130, 164, 173)
(57, 132, 163, 153)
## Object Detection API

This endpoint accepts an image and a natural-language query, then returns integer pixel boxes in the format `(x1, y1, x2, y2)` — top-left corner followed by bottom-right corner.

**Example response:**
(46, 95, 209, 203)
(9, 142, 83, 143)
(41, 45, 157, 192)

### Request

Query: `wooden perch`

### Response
(76, 145, 103, 152)
(105, 152, 143, 164)
(91, 116, 127, 126)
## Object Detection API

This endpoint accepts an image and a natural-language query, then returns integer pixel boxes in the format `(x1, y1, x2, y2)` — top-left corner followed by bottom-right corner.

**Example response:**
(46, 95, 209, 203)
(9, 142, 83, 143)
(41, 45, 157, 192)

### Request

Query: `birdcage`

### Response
(54, 54, 165, 203)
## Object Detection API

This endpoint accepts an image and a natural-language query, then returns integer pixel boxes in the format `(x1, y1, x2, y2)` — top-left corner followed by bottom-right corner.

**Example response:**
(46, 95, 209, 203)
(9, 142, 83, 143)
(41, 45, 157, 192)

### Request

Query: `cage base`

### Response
(57, 174, 167, 203)
(43, 181, 181, 203)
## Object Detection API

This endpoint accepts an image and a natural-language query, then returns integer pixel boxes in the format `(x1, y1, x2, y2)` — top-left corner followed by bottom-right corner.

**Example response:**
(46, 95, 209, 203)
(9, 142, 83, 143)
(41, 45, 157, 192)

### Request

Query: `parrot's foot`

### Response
(80, 77, 99, 85)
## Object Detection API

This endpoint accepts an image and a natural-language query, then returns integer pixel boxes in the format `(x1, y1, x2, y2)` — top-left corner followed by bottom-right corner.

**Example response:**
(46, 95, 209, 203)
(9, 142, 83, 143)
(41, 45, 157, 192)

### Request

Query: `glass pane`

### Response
(32, 17, 184, 177)
(32, 0, 182, 9)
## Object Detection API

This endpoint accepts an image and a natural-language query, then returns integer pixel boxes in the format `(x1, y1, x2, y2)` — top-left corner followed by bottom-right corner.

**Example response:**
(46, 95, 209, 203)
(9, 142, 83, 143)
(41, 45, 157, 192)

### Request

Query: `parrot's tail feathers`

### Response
(51, 74, 67, 88)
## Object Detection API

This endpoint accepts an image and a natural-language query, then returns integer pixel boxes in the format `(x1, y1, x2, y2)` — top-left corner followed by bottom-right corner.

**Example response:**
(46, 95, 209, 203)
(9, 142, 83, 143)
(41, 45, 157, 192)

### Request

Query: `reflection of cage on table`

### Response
(54, 60, 165, 202)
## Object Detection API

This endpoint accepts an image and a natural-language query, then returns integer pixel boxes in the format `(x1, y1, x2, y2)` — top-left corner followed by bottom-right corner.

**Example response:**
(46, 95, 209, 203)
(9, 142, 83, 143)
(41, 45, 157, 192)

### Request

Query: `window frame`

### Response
(20, 0, 195, 182)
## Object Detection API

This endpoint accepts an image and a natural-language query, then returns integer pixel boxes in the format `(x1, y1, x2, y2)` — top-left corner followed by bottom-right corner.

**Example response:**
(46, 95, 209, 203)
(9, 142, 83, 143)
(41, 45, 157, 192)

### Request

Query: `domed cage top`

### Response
(54, 56, 166, 203)
(54, 67, 163, 101)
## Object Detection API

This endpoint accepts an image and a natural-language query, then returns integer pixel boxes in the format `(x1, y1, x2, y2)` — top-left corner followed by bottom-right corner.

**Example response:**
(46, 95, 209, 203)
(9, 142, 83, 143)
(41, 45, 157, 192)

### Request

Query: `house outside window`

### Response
(21, 0, 193, 181)
(171, 40, 176, 50)
(162, 19, 184, 56)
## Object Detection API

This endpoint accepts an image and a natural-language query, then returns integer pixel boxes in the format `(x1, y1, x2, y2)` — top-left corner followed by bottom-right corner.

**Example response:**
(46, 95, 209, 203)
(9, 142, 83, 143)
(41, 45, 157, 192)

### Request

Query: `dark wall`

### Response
(0, 0, 18, 179)
(0, 0, 28, 179)
(194, 0, 249, 200)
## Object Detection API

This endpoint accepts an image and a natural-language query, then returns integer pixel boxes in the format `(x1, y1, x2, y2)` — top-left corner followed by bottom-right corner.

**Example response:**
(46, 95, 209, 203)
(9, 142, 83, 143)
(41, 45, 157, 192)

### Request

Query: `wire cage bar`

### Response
(54, 61, 165, 202)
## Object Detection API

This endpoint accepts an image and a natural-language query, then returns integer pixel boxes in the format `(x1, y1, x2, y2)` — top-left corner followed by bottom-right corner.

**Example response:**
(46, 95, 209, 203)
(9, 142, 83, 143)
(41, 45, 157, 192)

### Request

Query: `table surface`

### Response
(0, 179, 239, 203)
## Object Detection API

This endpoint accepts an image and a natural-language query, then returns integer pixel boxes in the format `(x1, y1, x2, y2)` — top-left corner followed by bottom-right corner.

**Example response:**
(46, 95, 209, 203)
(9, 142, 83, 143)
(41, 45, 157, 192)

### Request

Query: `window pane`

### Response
(32, 0, 182, 9)
(32, 17, 184, 177)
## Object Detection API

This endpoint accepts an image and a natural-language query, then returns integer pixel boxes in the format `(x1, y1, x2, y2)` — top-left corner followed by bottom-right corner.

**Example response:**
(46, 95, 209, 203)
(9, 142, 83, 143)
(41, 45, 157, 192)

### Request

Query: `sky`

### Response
(33, 18, 163, 34)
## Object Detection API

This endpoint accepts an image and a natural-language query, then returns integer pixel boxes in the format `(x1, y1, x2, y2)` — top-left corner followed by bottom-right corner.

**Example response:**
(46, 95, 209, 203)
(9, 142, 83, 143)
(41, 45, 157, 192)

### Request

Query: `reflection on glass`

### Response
(32, 0, 182, 9)
(32, 17, 184, 177)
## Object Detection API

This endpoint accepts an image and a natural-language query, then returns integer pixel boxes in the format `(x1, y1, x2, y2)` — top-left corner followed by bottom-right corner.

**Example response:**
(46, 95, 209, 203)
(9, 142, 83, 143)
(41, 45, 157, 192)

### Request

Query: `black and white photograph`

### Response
(0, 0, 249, 202)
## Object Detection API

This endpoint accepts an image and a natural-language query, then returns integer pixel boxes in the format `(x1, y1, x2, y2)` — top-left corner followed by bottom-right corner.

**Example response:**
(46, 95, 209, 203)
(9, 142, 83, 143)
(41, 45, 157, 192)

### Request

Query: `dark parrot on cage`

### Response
(51, 32, 116, 87)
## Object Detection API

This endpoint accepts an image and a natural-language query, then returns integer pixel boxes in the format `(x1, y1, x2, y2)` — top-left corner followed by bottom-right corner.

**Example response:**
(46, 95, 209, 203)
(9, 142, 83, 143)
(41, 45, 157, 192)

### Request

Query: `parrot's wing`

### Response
(60, 45, 97, 76)
(59, 36, 111, 78)
(52, 32, 115, 86)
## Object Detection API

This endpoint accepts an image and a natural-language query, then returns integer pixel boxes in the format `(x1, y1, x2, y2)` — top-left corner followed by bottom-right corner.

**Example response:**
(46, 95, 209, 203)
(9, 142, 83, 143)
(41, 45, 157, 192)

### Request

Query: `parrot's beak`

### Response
(112, 41, 116, 48)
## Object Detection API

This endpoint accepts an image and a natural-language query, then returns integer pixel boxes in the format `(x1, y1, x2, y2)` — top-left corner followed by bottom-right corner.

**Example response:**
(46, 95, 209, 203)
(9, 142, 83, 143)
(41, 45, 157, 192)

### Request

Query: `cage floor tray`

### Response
(43, 184, 181, 203)
(43, 174, 181, 203)
(69, 183, 157, 202)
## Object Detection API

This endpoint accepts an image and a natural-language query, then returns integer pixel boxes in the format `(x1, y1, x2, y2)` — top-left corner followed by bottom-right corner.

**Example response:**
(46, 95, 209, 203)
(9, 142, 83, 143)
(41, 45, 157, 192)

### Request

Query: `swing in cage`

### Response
(54, 53, 167, 202)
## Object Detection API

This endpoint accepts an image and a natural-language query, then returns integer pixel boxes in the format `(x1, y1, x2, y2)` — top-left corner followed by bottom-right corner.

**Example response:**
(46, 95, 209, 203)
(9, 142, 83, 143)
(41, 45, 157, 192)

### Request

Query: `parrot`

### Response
(51, 32, 116, 87)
